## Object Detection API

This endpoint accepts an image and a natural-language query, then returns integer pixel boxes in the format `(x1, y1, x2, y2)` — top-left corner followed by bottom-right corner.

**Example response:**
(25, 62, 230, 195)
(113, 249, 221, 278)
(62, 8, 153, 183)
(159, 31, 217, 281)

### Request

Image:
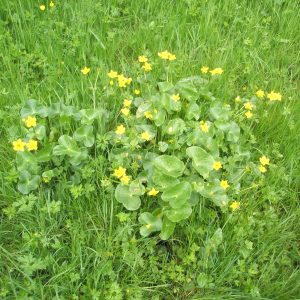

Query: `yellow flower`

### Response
(259, 165, 267, 173)
(242, 87, 247, 91)
(158, 50, 170, 59)
(49, 1, 54, 7)
(230, 201, 240, 212)
(259, 156, 270, 165)
(168, 140, 173, 143)
(168, 53, 176, 61)
(209, 68, 223, 75)
(13, 139, 26, 152)
(115, 124, 126, 135)
(138, 55, 148, 62)
(142, 62, 152, 72)
(220, 180, 230, 190)
(26, 140, 38, 151)
(200, 123, 210, 132)
(213, 161, 222, 170)
(135, 89, 140, 95)
(118, 80, 126, 88)
(171, 94, 180, 102)
(114, 166, 126, 178)
(201, 66, 209, 73)
(235, 96, 240, 102)
(149, 187, 159, 196)
(97, 68, 101, 72)
(123, 99, 132, 107)
(138, 156, 142, 159)
(40, 5, 45, 10)
(267, 91, 282, 101)
(125, 77, 132, 85)
(121, 108, 130, 116)
(256, 89, 265, 98)
(144, 111, 153, 119)
(245, 111, 253, 118)
(61, 62, 64, 64)
(81, 67, 90, 75)
(154, 109, 157, 113)
(141, 131, 152, 141)
(121, 175, 130, 184)
(109, 80, 114, 85)
(146, 224, 151, 228)
(244, 103, 253, 110)
(118, 74, 125, 81)
(108, 70, 118, 78)
(25, 116, 37, 128)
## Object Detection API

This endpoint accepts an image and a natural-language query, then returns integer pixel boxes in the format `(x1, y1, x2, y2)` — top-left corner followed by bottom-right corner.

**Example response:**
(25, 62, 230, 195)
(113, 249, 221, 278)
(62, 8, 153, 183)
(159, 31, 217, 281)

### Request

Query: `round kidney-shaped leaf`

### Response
(186, 146, 214, 177)
(53, 135, 81, 157)
(18, 171, 39, 194)
(79, 109, 99, 125)
(154, 155, 185, 178)
(139, 212, 162, 237)
(159, 217, 176, 240)
(115, 184, 141, 211)
(73, 125, 95, 147)
(161, 181, 192, 209)
(36, 144, 55, 162)
(166, 204, 192, 222)
(69, 148, 88, 165)
(16, 151, 37, 172)
(20, 99, 48, 118)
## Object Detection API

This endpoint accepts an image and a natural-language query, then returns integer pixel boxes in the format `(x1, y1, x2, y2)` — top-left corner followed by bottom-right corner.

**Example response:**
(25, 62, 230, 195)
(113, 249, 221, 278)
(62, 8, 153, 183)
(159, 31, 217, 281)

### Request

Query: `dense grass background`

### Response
(0, 0, 299, 299)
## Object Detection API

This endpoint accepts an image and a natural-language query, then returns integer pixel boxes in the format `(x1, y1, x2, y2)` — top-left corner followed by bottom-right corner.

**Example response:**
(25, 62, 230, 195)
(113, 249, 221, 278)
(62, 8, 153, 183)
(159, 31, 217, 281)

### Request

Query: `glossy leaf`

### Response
(160, 217, 176, 240)
(186, 146, 214, 177)
(53, 135, 81, 157)
(73, 125, 95, 147)
(157, 81, 174, 93)
(166, 204, 192, 222)
(161, 181, 192, 209)
(36, 144, 55, 162)
(20, 99, 48, 118)
(18, 171, 39, 194)
(176, 80, 198, 102)
(79, 109, 98, 125)
(16, 151, 37, 171)
(139, 212, 162, 237)
(154, 155, 185, 178)
(115, 184, 141, 211)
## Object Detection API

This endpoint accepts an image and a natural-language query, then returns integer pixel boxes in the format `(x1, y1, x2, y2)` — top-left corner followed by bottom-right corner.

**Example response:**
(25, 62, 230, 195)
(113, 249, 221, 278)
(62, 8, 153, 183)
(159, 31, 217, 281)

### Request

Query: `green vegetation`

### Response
(0, 0, 299, 299)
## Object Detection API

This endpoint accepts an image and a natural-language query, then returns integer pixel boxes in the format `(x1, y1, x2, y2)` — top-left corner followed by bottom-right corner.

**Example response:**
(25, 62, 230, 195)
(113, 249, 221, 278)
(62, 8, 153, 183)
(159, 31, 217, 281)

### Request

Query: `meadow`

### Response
(0, 0, 300, 299)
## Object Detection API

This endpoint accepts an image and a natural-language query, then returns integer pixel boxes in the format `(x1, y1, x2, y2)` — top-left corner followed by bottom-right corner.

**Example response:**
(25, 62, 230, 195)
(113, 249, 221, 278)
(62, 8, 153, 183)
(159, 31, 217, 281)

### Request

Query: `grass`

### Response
(0, 0, 300, 299)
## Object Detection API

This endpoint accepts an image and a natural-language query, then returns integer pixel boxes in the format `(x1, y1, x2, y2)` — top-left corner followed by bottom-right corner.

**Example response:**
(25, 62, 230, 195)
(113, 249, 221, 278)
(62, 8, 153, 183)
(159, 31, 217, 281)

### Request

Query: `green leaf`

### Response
(143, 152, 159, 180)
(200, 180, 228, 206)
(209, 228, 223, 247)
(63, 106, 81, 120)
(115, 184, 141, 211)
(186, 102, 200, 120)
(153, 172, 180, 191)
(161, 181, 192, 209)
(186, 191, 199, 206)
(139, 212, 162, 237)
(18, 171, 39, 194)
(73, 125, 95, 147)
(186, 129, 204, 146)
(186, 146, 214, 177)
(69, 148, 88, 165)
(199, 137, 219, 158)
(129, 179, 145, 196)
(158, 141, 168, 152)
(215, 118, 231, 131)
(153, 155, 185, 178)
(166, 204, 192, 222)
(166, 118, 186, 135)
(48, 103, 66, 118)
(36, 144, 55, 162)
(16, 151, 37, 171)
(153, 108, 166, 127)
(53, 135, 81, 157)
(160, 93, 180, 113)
(210, 107, 228, 120)
(176, 80, 199, 102)
(79, 109, 98, 125)
(136, 103, 153, 119)
(157, 81, 174, 93)
(20, 99, 48, 118)
(227, 121, 240, 142)
(27, 124, 46, 140)
(197, 273, 208, 288)
(160, 217, 176, 240)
